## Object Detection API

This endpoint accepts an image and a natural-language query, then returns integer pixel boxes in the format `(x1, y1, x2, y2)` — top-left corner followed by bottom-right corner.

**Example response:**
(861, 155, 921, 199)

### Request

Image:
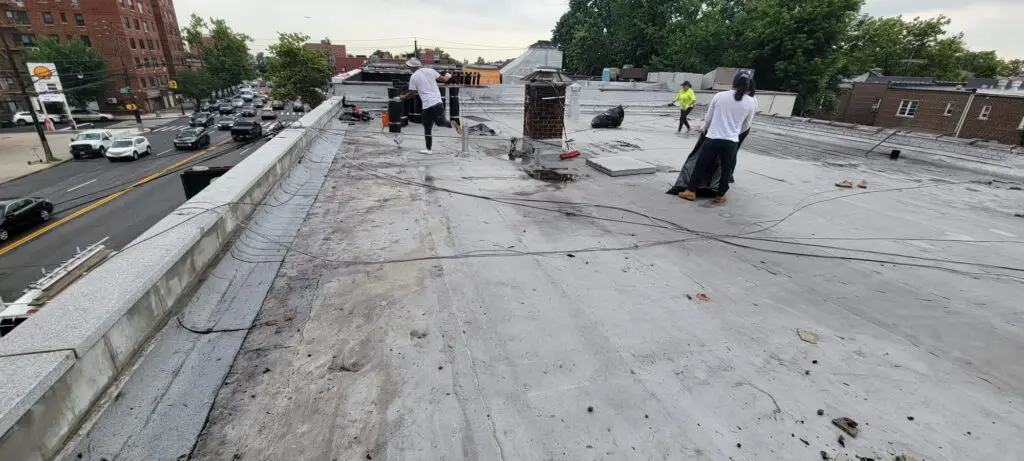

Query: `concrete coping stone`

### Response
(0, 98, 342, 440)
(0, 352, 73, 440)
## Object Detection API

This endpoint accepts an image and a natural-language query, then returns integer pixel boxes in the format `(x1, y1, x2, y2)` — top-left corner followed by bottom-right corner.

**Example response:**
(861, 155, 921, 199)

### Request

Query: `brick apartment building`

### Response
(303, 40, 365, 74)
(1, 0, 35, 119)
(831, 81, 1024, 145)
(1, 0, 185, 114)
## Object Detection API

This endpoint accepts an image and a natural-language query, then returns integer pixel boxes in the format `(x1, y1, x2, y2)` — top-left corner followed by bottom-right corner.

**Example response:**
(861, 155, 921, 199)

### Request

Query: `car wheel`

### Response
(108, 157, 117, 162)
(132, 151, 139, 161)
(146, 146, 152, 155)
(40, 209, 50, 221)
(0, 228, 8, 243)
(99, 146, 106, 157)
(15, 119, 26, 126)
(72, 153, 81, 160)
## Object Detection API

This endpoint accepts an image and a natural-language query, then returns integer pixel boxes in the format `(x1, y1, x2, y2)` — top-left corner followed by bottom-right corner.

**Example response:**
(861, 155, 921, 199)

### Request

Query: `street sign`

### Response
(119, 87, 130, 94)
(125, 103, 137, 111)
(168, 80, 178, 89)
(26, 62, 62, 93)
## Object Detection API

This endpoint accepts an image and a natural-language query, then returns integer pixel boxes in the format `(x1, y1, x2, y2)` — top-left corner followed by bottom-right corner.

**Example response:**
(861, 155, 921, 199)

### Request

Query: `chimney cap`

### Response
(521, 67, 572, 84)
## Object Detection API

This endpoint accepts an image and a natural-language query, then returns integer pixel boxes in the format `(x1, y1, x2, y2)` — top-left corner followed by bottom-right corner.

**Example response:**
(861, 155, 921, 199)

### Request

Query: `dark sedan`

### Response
(252, 98, 265, 108)
(217, 115, 238, 130)
(238, 106, 256, 117)
(218, 104, 235, 115)
(270, 100, 285, 110)
(174, 127, 212, 150)
(189, 112, 216, 127)
(0, 197, 53, 244)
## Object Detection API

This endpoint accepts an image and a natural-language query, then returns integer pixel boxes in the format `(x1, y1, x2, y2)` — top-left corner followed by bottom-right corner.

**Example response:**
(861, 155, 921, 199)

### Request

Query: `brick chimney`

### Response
(424, 49, 435, 63)
(522, 68, 571, 140)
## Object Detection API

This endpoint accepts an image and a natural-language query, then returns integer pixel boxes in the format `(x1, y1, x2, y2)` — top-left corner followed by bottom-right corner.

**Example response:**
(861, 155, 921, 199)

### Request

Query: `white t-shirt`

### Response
(409, 68, 443, 108)
(704, 90, 757, 142)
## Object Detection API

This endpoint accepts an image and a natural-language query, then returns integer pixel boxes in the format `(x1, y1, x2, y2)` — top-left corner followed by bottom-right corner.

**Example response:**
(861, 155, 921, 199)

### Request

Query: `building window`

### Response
(139, 77, 146, 88)
(896, 99, 919, 118)
(149, 76, 156, 87)
(124, 17, 130, 28)
(120, 0, 125, 7)
(144, 57, 150, 68)
(42, 12, 53, 24)
(130, 38, 136, 48)
(979, 105, 992, 120)
(66, 34, 73, 42)
(135, 18, 141, 30)
(71, 0, 79, 5)
(5, 10, 31, 25)
(74, 13, 84, 26)
(134, 57, 141, 66)
(60, 12, 66, 23)
(143, 22, 149, 32)
(78, 35, 90, 47)
(944, 102, 955, 116)
(147, 39, 154, 49)
(19, 34, 35, 46)
(138, 2, 144, 13)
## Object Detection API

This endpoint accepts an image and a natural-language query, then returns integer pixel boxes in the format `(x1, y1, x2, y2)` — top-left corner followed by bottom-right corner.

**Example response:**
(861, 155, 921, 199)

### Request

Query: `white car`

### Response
(105, 136, 151, 162)
(12, 111, 61, 126)
(69, 109, 114, 122)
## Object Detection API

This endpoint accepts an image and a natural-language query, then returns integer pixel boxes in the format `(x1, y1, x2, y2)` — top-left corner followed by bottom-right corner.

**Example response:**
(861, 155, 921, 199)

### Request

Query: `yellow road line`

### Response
(0, 139, 231, 257)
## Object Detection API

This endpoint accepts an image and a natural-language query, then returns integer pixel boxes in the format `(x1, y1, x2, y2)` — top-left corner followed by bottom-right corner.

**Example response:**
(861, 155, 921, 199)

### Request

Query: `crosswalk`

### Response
(148, 121, 283, 133)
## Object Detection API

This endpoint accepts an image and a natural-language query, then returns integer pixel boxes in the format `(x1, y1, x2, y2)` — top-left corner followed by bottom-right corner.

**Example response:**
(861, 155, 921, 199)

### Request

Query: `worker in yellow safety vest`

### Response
(668, 81, 697, 134)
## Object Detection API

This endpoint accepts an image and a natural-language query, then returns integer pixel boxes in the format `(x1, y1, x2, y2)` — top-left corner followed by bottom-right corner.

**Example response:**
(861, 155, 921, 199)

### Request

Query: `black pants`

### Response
(677, 107, 693, 132)
(688, 138, 739, 196)
(422, 102, 451, 150)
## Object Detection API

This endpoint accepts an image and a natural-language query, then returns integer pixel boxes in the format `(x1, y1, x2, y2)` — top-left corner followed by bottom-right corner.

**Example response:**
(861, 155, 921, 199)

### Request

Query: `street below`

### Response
(0, 114, 300, 302)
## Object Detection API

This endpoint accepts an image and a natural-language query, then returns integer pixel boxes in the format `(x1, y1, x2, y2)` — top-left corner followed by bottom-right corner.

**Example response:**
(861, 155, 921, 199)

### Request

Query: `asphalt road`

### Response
(0, 112, 300, 302)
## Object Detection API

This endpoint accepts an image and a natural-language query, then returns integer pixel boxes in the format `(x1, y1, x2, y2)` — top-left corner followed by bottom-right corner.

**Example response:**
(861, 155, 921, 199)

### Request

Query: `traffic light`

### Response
(168, 80, 178, 89)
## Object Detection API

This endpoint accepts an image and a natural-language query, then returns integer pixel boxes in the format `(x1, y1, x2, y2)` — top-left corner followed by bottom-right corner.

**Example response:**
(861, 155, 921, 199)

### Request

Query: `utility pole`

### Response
(1, 33, 55, 162)
(414, 38, 419, 59)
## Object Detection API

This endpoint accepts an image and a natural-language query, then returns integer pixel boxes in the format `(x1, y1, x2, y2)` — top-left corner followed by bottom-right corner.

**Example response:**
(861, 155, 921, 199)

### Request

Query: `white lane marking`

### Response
(238, 146, 253, 157)
(66, 178, 97, 192)
(156, 149, 173, 156)
(990, 228, 1016, 237)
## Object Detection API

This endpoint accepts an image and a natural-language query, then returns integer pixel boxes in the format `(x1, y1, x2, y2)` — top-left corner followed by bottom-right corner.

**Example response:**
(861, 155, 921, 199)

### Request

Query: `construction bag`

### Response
(590, 105, 625, 129)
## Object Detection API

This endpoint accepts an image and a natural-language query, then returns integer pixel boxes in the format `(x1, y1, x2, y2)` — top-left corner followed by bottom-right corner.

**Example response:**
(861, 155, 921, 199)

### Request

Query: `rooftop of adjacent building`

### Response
(54, 95, 1024, 460)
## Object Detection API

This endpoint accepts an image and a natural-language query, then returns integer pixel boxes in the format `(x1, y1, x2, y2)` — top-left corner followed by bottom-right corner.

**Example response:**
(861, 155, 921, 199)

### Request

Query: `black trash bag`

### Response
(591, 105, 625, 128)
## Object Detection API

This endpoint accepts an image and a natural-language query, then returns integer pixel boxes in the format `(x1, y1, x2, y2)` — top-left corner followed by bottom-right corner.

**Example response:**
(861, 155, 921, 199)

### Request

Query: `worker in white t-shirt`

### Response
(678, 71, 757, 204)
(393, 57, 463, 154)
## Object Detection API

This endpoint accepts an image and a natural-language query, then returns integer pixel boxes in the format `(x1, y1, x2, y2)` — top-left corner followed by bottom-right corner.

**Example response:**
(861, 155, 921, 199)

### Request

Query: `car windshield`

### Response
(219, 117, 234, 122)
(180, 129, 201, 137)
(111, 139, 133, 147)
(191, 113, 207, 119)
(78, 133, 102, 140)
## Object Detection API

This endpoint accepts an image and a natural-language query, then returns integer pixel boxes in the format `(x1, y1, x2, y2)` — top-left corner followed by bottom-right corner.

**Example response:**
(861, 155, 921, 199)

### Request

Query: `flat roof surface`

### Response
(189, 111, 1024, 460)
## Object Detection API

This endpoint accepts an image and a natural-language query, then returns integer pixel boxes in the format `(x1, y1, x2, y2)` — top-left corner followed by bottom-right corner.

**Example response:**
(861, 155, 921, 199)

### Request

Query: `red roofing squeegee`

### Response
(560, 150, 581, 160)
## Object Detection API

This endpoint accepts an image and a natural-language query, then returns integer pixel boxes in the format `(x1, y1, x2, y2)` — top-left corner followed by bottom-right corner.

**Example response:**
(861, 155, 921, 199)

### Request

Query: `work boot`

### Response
(452, 119, 462, 136)
(679, 190, 696, 201)
(419, 149, 433, 155)
(712, 195, 728, 204)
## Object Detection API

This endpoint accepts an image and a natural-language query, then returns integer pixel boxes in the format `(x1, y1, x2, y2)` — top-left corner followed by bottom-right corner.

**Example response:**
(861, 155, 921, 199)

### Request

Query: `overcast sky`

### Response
(172, 0, 1021, 62)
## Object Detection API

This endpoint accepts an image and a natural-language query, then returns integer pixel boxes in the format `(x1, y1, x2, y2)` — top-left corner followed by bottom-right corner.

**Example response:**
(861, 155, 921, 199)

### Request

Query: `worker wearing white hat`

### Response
(393, 57, 462, 154)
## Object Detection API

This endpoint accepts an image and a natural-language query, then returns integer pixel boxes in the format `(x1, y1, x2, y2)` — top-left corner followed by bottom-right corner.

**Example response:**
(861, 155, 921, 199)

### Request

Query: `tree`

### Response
(1002, 59, 1024, 77)
(25, 37, 107, 109)
(174, 68, 216, 108)
(187, 17, 254, 90)
(960, 50, 1004, 78)
(266, 33, 332, 107)
(474, 56, 486, 65)
(371, 49, 392, 59)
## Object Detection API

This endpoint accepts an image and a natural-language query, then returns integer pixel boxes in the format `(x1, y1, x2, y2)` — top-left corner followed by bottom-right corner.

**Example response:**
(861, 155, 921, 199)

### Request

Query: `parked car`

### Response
(189, 112, 216, 127)
(293, 102, 306, 113)
(260, 108, 277, 120)
(174, 127, 212, 150)
(270, 100, 285, 110)
(0, 197, 54, 244)
(69, 129, 114, 159)
(12, 111, 61, 126)
(105, 136, 151, 162)
(230, 120, 263, 141)
(252, 98, 265, 108)
(69, 109, 114, 122)
(217, 115, 238, 130)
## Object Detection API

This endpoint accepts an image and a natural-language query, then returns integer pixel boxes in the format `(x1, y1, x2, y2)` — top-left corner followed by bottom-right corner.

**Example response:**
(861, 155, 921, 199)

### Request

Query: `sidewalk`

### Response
(0, 132, 74, 184)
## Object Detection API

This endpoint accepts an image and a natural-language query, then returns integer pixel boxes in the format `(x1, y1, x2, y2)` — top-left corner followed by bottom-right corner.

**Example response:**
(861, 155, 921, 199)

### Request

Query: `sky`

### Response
(172, 0, 1022, 63)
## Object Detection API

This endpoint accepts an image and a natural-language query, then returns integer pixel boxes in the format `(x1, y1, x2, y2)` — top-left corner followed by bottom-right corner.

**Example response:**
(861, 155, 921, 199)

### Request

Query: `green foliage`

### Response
(553, 2, 1018, 114)
(1002, 59, 1024, 77)
(266, 33, 332, 107)
(187, 17, 255, 89)
(25, 37, 107, 108)
(475, 56, 486, 65)
(371, 50, 393, 59)
(174, 69, 216, 107)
